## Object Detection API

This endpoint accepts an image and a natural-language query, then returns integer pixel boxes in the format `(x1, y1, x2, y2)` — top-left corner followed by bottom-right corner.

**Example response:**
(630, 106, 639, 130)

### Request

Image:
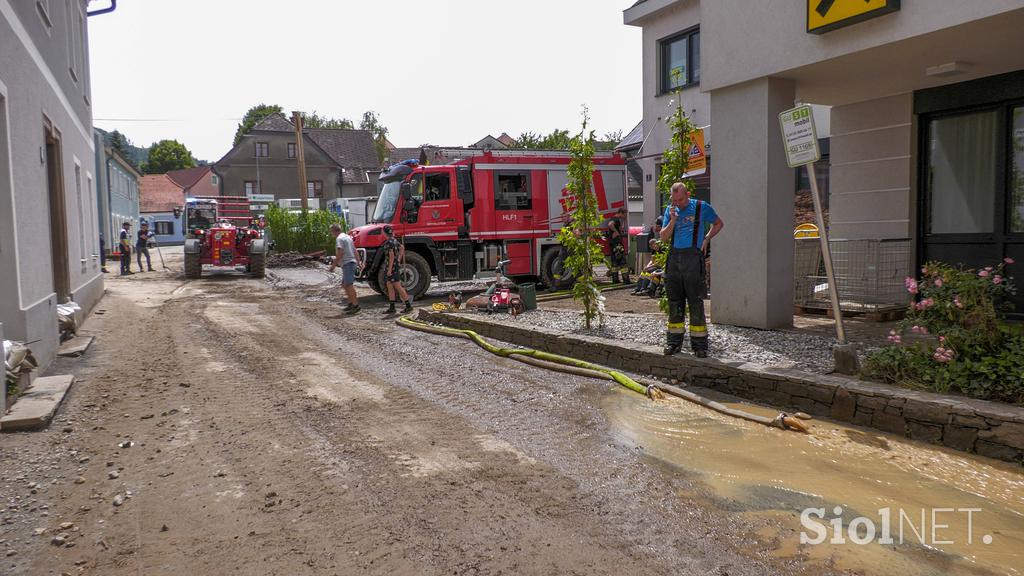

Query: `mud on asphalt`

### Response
(2, 266, 840, 576)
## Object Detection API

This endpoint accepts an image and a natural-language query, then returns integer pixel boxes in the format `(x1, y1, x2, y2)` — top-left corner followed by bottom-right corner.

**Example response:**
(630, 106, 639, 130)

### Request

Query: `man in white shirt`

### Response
(328, 223, 363, 315)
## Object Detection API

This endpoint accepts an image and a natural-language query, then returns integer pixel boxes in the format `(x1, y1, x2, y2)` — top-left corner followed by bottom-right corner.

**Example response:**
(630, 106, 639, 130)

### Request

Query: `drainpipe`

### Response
(86, 0, 116, 17)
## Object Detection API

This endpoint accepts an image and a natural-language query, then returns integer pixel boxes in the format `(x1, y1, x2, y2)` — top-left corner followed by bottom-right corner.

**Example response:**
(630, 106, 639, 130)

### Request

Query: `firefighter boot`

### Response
(402, 300, 413, 314)
(611, 272, 620, 284)
(382, 301, 396, 315)
(691, 336, 709, 359)
(663, 333, 685, 356)
(664, 301, 687, 355)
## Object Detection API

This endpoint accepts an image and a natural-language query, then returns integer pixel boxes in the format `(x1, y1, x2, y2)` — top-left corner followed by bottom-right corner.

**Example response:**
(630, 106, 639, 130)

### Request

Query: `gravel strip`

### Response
(477, 308, 842, 374)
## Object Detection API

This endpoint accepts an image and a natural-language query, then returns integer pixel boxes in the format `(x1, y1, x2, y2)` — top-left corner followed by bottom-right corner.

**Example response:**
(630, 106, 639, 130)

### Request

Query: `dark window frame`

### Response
(254, 141, 269, 158)
(153, 220, 174, 236)
(658, 26, 700, 95)
(494, 171, 532, 211)
(287, 142, 296, 159)
(424, 172, 451, 202)
(244, 180, 261, 196)
(307, 180, 323, 198)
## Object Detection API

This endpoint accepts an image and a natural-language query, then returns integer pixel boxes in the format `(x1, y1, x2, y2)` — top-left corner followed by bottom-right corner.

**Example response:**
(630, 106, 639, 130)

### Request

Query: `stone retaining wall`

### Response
(418, 310, 1024, 464)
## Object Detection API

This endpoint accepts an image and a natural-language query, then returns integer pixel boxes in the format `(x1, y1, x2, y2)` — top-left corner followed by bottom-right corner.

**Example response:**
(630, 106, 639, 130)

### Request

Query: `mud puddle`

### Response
(602, 388, 1024, 575)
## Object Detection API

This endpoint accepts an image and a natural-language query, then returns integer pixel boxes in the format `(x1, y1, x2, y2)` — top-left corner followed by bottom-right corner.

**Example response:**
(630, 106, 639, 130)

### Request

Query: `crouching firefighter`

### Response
(660, 182, 724, 358)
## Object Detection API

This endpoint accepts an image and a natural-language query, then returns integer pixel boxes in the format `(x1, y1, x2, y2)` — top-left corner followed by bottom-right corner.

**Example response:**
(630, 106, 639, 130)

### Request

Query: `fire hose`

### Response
(396, 315, 809, 433)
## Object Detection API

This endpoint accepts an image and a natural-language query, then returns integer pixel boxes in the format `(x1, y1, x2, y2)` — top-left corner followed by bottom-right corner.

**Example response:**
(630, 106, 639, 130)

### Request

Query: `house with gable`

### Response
(212, 113, 380, 205)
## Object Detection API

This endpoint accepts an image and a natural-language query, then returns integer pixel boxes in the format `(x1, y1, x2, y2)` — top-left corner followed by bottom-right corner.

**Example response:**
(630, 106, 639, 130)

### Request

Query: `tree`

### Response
(302, 110, 354, 130)
(359, 111, 389, 164)
(652, 74, 698, 312)
(143, 139, 196, 174)
(595, 129, 624, 151)
(511, 129, 572, 150)
(559, 108, 605, 329)
(234, 103, 284, 146)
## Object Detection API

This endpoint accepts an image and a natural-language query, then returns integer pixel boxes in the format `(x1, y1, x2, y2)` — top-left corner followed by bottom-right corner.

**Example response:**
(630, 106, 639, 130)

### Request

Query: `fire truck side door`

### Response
(419, 170, 462, 231)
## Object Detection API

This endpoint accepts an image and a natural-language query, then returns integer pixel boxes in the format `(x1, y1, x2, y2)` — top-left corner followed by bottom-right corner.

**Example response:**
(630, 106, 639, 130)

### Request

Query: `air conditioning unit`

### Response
(276, 198, 320, 210)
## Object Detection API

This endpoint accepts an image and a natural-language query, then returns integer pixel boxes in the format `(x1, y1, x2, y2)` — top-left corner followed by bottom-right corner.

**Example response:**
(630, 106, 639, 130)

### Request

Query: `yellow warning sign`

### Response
(682, 128, 706, 177)
(807, 0, 900, 34)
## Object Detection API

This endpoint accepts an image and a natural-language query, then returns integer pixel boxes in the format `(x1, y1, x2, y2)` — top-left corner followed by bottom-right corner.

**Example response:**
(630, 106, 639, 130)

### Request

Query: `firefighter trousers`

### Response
(664, 248, 707, 351)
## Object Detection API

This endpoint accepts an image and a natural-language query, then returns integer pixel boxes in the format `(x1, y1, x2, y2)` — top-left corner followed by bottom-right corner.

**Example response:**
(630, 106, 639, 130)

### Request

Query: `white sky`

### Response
(87, 0, 642, 162)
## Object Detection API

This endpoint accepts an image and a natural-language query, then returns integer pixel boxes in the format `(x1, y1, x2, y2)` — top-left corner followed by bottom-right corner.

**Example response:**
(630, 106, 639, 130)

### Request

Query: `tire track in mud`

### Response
(188, 289, 689, 575)
(236, 286, 795, 575)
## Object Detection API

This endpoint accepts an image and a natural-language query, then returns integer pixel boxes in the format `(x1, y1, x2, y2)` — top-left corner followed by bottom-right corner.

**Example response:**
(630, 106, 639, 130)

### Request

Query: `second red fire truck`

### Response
(350, 149, 628, 298)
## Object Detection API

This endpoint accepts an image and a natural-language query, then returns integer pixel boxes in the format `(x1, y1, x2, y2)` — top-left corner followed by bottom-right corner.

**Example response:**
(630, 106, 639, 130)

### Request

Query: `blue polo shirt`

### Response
(662, 199, 718, 250)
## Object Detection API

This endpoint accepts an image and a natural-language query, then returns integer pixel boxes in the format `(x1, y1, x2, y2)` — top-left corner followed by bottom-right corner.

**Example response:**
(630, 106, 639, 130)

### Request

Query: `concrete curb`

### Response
(418, 309, 1024, 463)
(1, 375, 76, 431)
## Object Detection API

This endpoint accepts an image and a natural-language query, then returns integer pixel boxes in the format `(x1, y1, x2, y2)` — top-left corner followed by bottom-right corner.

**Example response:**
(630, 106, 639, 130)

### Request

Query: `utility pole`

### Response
(292, 110, 309, 211)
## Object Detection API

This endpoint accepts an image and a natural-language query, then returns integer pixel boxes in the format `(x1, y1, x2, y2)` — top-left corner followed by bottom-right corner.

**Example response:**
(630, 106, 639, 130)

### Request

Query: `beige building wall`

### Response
(828, 93, 914, 240)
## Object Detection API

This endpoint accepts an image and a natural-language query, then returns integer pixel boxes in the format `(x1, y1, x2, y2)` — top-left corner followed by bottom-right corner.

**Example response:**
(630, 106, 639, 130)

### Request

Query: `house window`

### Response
(154, 221, 174, 236)
(307, 180, 323, 198)
(494, 172, 531, 211)
(659, 27, 699, 93)
(925, 110, 999, 234)
(287, 143, 296, 158)
(254, 142, 269, 157)
(64, 0, 78, 82)
(211, 174, 218, 185)
(244, 181, 261, 196)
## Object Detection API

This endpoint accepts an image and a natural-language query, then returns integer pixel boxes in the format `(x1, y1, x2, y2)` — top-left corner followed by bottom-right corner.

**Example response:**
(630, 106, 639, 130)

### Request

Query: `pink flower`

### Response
(934, 278, 943, 288)
(1005, 257, 1015, 265)
(920, 326, 929, 334)
(933, 347, 955, 363)
(905, 277, 919, 294)
(911, 325, 921, 334)
(921, 266, 929, 275)
(887, 329, 901, 345)
(979, 270, 990, 278)
(954, 295, 963, 309)
(939, 335, 946, 343)
(985, 266, 993, 272)
(993, 275, 1003, 285)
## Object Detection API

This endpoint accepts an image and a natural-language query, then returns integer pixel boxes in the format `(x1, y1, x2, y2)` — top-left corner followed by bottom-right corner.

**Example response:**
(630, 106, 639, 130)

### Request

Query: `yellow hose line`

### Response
(396, 315, 648, 395)
(535, 282, 634, 303)
(395, 314, 810, 434)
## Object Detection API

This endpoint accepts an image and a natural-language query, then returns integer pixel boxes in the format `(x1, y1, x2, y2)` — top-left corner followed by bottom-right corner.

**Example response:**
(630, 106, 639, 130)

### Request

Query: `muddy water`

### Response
(602, 388, 1024, 575)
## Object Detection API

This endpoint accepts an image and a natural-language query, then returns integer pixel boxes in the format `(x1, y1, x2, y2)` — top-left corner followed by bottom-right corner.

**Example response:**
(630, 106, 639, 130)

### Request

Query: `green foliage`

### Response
(594, 129, 623, 151)
(143, 139, 196, 174)
(303, 110, 354, 130)
(264, 204, 347, 254)
(512, 129, 571, 150)
(558, 109, 605, 330)
(360, 111, 389, 164)
(862, 259, 1022, 403)
(234, 103, 284, 146)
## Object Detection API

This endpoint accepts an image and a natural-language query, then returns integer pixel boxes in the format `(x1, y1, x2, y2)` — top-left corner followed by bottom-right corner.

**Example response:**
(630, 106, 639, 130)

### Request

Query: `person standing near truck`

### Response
(118, 222, 133, 276)
(605, 206, 630, 284)
(660, 182, 724, 358)
(136, 221, 155, 272)
(329, 223, 362, 315)
(381, 225, 413, 315)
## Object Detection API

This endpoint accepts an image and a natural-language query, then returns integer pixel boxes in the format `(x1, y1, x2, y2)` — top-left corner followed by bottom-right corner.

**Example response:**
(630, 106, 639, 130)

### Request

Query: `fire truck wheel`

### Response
(367, 274, 383, 295)
(540, 248, 574, 290)
(249, 252, 265, 278)
(378, 250, 431, 299)
(184, 252, 201, 279)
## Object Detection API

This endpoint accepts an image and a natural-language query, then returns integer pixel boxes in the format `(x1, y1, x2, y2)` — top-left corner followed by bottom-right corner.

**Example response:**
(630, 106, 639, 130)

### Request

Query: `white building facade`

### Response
(626, 0, 1024, 328)
(1, 0, 103, 366)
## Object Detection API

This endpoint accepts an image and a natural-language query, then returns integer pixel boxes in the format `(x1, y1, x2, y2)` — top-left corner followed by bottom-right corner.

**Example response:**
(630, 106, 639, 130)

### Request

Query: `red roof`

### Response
(165, 166, 211, 190)
(139, 174, 184, 213)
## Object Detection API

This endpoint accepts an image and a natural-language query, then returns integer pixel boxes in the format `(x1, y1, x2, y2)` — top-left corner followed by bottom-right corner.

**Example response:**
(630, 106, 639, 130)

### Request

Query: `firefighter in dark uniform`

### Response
(660, 182, 724, 357)
(605, 207, 630, 284)
(381, 225, 413, 315)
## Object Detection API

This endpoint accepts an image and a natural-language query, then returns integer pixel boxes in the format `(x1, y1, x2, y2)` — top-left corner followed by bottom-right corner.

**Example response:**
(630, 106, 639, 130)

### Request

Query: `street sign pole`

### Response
(780, 105, 846, 345)
(807, 161, 846, 343)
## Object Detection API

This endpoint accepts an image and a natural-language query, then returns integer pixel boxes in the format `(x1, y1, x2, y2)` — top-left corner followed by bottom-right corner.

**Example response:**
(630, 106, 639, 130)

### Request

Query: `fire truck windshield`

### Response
(372, 181, 401, 223)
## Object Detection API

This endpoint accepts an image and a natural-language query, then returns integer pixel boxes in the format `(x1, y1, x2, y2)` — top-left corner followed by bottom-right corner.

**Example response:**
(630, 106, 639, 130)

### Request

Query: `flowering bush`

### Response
(863, 259, 1023, 403)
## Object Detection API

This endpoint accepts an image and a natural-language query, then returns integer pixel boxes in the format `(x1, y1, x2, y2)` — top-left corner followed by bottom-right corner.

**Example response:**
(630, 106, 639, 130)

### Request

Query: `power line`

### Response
(93, 117, 242, 122)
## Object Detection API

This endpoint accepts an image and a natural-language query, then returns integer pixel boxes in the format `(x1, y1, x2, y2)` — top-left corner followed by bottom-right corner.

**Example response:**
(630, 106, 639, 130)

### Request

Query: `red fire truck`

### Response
(351, 150, 628, 298)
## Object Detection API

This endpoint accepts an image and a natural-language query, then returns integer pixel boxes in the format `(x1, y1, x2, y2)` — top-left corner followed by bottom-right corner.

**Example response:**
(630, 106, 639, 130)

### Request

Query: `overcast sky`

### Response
(87, 0, 642, 162)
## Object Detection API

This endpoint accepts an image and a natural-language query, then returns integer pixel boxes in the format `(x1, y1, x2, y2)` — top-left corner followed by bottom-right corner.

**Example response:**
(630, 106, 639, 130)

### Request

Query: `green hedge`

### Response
(264, 204, 346, 254)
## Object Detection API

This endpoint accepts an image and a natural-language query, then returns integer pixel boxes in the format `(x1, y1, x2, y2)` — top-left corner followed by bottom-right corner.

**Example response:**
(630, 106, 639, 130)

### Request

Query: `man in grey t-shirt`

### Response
(329, 223, 363, 314)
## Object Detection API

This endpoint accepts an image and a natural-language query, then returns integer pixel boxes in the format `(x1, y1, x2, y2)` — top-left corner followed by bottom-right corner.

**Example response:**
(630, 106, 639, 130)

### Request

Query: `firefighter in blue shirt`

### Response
(659, 182, 724, 357)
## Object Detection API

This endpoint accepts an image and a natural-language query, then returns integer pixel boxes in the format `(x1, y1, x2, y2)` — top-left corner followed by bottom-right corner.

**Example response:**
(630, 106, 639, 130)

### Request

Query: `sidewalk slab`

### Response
(1, 375, 76, 432)
(58, 335, 94, 357)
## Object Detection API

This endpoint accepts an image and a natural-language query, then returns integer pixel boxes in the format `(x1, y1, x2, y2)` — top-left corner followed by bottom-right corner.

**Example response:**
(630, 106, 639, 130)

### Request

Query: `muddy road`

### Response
(2, 256, 1021, 575)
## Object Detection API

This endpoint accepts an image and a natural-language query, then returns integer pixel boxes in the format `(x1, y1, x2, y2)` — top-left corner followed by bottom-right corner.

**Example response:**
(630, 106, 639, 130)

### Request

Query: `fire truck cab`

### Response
(350, 150, 628, 298)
